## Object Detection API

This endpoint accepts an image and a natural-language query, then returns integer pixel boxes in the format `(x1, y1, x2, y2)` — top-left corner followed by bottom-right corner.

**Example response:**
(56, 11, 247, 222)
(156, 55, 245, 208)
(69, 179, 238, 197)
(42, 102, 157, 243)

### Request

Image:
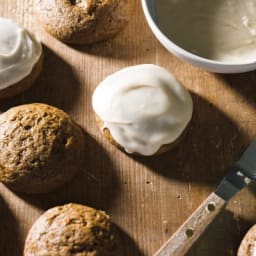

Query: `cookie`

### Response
(24, 203, 121, 256)
(35, 0, 131, 44)
(238, 225, 256, 256)
(92, 64, 193, 156)
(0, 103, 85, 194)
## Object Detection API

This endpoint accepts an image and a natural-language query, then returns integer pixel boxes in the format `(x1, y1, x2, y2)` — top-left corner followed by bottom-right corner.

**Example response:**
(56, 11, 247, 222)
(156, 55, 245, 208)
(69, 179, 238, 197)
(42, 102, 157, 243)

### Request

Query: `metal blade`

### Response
(236, 141, 256, 179)
(215, 142, 256, 201)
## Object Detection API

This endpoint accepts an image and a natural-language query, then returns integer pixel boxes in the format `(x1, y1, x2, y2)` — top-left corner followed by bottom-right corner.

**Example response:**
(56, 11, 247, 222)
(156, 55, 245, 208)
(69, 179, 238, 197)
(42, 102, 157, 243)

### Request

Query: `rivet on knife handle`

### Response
(154, 193, 226, 256)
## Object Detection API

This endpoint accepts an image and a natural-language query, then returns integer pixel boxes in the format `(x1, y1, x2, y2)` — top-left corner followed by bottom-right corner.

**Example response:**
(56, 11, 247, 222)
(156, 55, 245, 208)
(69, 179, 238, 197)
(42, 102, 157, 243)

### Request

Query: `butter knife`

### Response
(154, 141, 256, 256)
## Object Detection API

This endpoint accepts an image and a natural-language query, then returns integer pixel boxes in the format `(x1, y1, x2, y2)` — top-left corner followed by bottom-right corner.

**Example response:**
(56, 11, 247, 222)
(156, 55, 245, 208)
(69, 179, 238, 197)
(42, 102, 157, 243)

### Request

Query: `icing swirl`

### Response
(0, 17, 42, 89)
(92, 64, 193, 156)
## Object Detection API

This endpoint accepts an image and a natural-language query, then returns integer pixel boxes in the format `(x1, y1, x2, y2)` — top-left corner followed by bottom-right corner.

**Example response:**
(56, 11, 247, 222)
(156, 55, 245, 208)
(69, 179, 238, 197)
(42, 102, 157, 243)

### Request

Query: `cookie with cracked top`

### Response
(0, 103, 85, 194)
(24, 203, 121, 256)
(35, 0, 131, 44)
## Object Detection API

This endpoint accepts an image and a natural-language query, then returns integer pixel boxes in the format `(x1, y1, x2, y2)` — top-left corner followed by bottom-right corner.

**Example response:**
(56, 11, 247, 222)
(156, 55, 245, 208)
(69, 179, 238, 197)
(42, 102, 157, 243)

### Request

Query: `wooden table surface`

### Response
(1, 1, 256, 255)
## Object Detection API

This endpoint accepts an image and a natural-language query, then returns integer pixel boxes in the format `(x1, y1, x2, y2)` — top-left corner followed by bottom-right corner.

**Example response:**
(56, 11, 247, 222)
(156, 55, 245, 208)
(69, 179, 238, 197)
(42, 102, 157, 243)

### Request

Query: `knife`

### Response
(154, 141, 256, 256)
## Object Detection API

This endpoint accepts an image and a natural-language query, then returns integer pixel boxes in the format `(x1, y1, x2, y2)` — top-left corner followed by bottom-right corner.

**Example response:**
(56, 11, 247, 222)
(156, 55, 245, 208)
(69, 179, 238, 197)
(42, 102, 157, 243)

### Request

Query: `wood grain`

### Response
(1, 1, 256, 255)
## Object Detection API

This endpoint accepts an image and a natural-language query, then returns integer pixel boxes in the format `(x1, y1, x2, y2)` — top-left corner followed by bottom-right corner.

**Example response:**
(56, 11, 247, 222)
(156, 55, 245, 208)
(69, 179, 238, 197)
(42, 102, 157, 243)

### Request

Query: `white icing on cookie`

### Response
(92, 64, 193, 156)
(0, 17, 42, 89)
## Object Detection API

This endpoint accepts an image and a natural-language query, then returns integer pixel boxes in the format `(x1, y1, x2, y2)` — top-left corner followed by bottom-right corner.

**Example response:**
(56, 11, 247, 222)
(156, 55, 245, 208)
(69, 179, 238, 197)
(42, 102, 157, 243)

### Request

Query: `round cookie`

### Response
(92, 64, 193, 156)
(238, 225, 256, 256)
(24, 203, 120, 256)
(0, 18, 43, 99)
(35, 0, 131, 45)
(0, 103, 85, 194)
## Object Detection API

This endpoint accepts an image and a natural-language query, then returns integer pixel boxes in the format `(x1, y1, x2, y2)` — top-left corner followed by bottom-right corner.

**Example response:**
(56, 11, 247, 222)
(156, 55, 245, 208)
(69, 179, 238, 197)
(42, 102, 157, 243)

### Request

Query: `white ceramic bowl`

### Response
(141, 0, 256, 73)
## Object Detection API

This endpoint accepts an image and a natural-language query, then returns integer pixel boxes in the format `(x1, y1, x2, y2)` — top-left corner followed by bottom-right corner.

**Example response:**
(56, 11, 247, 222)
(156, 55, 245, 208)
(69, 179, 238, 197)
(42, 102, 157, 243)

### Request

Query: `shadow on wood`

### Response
(187, 209, 254, 256)
(0, 197, 21, 256)
(218, 71, 256, 110)
(132, 92, 249, 185)
(217, 71, 256, 199)
(0, 44, 81, 113)
(114, 223, 145, 256)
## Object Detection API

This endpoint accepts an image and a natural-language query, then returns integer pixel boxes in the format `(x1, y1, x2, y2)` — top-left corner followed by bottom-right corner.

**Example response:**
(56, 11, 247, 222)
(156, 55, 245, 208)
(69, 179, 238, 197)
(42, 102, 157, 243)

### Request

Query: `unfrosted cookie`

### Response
(0, 103, 85, 194)
(0, 17, 43, 99)
(35, 0, 131, 44)
(92, 64, 193, 156)
(24, 203, 120, 256)
(238, 225, 256, 256)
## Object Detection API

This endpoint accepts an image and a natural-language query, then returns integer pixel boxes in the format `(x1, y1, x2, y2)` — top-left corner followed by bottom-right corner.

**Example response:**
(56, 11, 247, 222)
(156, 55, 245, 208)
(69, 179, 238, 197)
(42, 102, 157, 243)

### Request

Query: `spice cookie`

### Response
(35, 0, 131, 44)
(238, 225, 256, 256)
(0, 103, 85, 194)
(24, 203, 121, 256)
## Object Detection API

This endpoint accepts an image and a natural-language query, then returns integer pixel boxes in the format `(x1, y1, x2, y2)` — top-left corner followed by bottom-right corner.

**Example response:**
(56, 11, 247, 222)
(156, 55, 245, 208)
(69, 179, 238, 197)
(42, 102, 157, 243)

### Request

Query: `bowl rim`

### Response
(141, 0, 256, 68)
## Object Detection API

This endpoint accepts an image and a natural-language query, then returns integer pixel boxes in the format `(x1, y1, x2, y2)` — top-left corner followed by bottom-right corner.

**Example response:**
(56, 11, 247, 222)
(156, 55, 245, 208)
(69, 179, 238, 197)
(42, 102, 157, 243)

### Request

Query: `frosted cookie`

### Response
(0, 18, 42, 99)
(238, 225, 256, 256)
(24, 203, 121, 256)
(92, 64, 193, 156)
(0, 103, 85, 194)
(35, 0, 131, 45)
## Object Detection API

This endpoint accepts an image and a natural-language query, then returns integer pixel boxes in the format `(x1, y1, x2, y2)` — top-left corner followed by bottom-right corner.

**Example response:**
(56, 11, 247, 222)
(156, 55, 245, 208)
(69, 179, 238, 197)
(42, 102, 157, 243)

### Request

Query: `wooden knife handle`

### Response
(154, 193, 226, 256)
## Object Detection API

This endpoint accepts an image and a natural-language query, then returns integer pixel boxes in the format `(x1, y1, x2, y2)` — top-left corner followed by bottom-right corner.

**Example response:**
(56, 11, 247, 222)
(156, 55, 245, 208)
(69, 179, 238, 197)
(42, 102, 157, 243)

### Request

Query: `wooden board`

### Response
(1, 1, 256, 255)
